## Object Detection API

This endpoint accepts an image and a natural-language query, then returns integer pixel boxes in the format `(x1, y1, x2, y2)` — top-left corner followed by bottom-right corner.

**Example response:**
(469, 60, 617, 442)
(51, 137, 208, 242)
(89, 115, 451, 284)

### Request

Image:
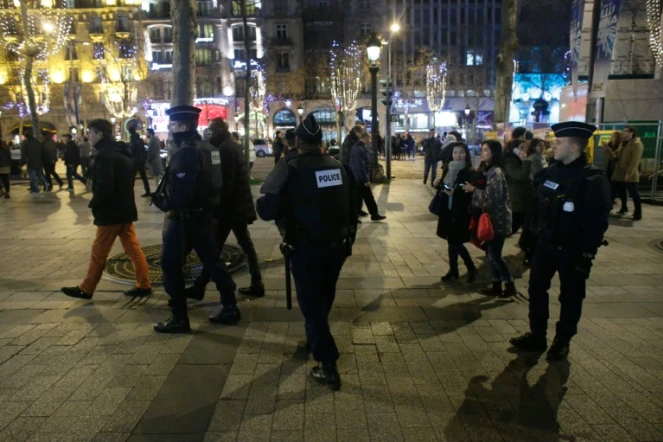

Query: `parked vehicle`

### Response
(253, 139, 273, 157)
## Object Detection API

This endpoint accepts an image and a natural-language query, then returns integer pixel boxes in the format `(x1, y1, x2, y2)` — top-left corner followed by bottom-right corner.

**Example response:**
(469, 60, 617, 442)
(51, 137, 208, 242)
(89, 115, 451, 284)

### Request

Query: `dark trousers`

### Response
(80, 157, 90, 178)
(484, 235, 513, 283)
(617, 182, 642, 213)
(528, 244, 586, 340)
(66, 165, 87, 188)
(424, 158, 438, 184)
(136, 164, 151, 194)
(161, 216, 237, 318)
(291, 243, 346, 364)
(356, 184, 378, 216)
(274, 153, 282, 164)
(44, 161, 63, 187)
(447, 241, 474, 271)
(511, 212, 526, 235)
(0, 174, 9, 193)
(193, 220, 263, 291)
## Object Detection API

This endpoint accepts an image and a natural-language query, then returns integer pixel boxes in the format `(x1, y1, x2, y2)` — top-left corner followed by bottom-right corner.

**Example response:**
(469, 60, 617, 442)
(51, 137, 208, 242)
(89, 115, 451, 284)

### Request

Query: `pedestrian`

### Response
(0, 141, 11, 198)
(503, 139, 533, 235)
(63, 134, 87, 191)
(600, 131, 622, 205)
(436, 133, 458, 175)
(611, 126, 643, 220)
(510, 121, 611, 360)
(434, 142, 477, 283)
(349, 129, 386, 221)
(510, 126, 527, 143)
(422, 128, 442, 186)
(256, 114, 358, 390)
(60, 119, 151, 300)
(341, 124, 363, 166)
(146, 128, 164, 187)
(272, 130, 285, 164)
(128, 126, 151, 197)
(42, 132, 64, 190)
(406, 133, 415, 159)
(79, 135, 91, 179)
(185, 117, 264, 299)
(526, 138, 548, 177)
(152, 105, 240, 333)
(464, 140, 515, 300)
(21, 131, 49, 193)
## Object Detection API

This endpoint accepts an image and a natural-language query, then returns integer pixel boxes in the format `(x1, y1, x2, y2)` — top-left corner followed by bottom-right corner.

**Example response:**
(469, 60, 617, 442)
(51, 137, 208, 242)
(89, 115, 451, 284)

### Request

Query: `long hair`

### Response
(480, 140, 503, 170)
(526, 138, 544, 156)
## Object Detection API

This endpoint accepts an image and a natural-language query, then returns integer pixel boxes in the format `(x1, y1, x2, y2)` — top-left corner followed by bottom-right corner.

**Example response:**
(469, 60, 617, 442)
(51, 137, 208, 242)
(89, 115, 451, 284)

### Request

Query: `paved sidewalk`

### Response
(0, 159, 663, 442)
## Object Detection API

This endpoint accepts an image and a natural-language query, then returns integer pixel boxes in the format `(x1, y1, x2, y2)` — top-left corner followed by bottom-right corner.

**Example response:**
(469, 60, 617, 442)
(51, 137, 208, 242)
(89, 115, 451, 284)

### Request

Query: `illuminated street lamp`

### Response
(366, 33, 382, 172)
(465, 105, 471, 116)
(297, 104, 304, 124)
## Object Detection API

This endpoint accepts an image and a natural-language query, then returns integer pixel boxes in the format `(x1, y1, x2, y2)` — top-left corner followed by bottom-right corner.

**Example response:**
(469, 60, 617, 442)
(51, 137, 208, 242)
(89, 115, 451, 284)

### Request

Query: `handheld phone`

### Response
(443, 184, 453, 191)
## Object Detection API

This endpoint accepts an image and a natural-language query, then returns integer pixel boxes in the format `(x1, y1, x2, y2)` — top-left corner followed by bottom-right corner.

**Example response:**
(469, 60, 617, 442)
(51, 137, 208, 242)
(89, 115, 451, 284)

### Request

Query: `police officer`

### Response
(256, 115, 357, 390)
(510, 122, 611, 360)
(152, 105, 240, 333)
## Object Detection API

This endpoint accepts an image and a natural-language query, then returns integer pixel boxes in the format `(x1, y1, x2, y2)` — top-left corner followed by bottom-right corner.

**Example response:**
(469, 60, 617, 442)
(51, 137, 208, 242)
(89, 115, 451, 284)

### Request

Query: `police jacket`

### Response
(152, 132, 219, 214)
(257, 151, 357, 246)
(529, 155, 611, 256)
(88, 138, 138, 226)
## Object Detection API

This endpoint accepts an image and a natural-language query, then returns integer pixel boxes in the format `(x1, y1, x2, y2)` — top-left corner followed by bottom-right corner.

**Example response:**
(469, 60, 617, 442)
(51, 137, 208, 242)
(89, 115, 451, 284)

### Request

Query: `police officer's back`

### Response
(510, 122, 611, 360)
(257, 115, 358, 390)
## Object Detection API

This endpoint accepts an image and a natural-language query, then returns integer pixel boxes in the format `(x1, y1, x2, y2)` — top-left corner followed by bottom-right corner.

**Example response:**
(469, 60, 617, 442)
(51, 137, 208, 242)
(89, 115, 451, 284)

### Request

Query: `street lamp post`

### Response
(297, 104, 304, 124)
(385, 22, 400, 182)
(366, 34, 381, 176)
(464, 104, 471, 144)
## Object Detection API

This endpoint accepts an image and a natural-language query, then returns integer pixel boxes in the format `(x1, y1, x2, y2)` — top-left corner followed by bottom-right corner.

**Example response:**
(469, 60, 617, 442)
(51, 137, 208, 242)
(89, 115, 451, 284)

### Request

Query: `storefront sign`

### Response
(591, 0, 622, 98)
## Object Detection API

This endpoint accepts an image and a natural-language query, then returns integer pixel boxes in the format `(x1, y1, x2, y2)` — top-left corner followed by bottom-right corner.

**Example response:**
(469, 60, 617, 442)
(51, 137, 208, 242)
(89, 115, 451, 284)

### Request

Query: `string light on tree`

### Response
(330, 41, 363, 140)
(426, 59, 447, 124)
(646, 0, 663, 66)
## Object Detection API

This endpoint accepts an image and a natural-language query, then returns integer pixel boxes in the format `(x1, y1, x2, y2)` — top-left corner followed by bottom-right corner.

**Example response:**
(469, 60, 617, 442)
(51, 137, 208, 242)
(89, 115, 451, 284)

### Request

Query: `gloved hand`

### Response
(574, 254, 594, 279)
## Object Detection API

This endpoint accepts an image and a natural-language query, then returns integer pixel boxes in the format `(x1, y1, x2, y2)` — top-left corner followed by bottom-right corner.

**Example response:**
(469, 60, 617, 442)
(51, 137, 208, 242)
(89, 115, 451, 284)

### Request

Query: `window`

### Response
(116, 16, 129, 33)
(119, 43, 133, 59)
(69, 68, 80, 83)
(196, 77, 214, 97)
(93, 43, 104, 60)
(150, 28, 161, 43)
(232, 24, 256, 42)
(196, 48, 219, 65)
(310, 108, 335, 124)
(89, 16, 102, 34)
(276, 24, 288, 40)
(232, 0, 258, 16)
(234, 49, 245, 61)
(235, 78, 246, 96)
(152, 50, 163, 63)
(466, 50, 483, 66)
(360, 22, 371, 39)
(163, 27, 173, 43)
(65, 44, 77, 61)
(121, 66, 133, 82)
(277, 51, 290, 71)
(319, 0, 328, 8)
(165, 51, 173, 63)
(197, 1, 216, 16)
(199, 24, 214, 39)
(359, 0, 370, 9)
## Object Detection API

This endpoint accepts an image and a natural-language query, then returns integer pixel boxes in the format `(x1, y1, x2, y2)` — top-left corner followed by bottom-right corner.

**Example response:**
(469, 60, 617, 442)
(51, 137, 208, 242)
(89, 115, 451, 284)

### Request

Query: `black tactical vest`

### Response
(284, 153, 351, 245)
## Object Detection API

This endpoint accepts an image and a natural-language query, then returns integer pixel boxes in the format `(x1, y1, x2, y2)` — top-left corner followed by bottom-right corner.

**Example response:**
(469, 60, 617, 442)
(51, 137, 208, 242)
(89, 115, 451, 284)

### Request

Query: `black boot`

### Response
(632, 208, 642, 221)
(441, 269, 459, 282)
(617, 207, 628, 214)
(310, 363, 341, 391)
(209, 305, 242, 325)
(479, 281, 502, 296)
(547, 336, 571, 361)
(497, 282, 517, 301)
(61, 286, 92, 300)
(466, 265, 477, 283)
(238, 284, 265, 297)
(185, 286, 205, 301)
(154, 316, 191, 334)
(510, 332, 548, 352)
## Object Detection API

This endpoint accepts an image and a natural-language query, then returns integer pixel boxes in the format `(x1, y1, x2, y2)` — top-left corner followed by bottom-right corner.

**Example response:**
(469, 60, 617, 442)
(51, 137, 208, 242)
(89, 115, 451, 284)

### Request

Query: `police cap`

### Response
(295, 114, 322, 144)
(165, 105, 201, 122)
(284, 128, 296, 144)
(551, 121, 597, 140)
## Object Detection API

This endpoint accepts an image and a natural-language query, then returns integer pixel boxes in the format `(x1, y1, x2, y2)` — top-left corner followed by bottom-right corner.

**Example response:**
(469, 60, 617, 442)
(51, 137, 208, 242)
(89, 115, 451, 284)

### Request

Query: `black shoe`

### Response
(358, 210, 369, 217)
(497, 282, 517, 301)
(154, 316, 191, 334)
(371, 214, 386, 221)
(510, 332, 548, 352)
(466, 267, 477, 283)
(617, 207, 628, 214)
(3, 193, 9, 199)
(141, 192, 152, 198)
(123, 287, 152, 297)
(185, 286, 205, 301)
(310, 363, 341, 391)
(479, 281, 502, 296)
(441, 270, 459, 282)
(61, 286, 92, 300)
(238, 284, 265, 298)
(209, 305, 242, 325)
(547, 337, 570, 361)
(632, 212, 642, 221)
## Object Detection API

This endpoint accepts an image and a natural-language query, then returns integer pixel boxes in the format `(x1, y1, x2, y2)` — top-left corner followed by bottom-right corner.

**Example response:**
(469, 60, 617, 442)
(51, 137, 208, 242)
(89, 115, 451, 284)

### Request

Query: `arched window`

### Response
(310, 108, 336, 124)
(273, 108, 297, 126)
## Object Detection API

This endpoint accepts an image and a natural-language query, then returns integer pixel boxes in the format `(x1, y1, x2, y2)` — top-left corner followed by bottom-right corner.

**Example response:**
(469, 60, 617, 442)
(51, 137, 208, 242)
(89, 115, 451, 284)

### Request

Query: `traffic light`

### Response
(379, 79, 393, 107)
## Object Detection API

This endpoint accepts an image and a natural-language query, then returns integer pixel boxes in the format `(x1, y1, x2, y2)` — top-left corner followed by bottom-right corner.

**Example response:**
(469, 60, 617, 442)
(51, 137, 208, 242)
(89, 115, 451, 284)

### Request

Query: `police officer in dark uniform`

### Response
(256, 115, 357, 390)
(510, 122, 611, 360)
(152, 105, 240, 333)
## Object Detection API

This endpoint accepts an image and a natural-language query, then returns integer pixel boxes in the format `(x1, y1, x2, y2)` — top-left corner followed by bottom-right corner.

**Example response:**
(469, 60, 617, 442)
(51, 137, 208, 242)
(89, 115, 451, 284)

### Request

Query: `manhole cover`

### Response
(103, 244, 246, 285)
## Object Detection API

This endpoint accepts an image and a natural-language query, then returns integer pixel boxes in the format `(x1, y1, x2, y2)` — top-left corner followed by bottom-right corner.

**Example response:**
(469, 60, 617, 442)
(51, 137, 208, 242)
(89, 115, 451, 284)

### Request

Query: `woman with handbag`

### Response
(464, 140, 516, 300)
(434, 142, 477, 283)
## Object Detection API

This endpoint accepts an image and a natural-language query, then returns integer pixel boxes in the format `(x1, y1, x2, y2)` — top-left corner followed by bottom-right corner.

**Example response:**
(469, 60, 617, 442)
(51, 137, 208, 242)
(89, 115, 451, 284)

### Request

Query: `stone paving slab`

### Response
(1, 159, 663, 441)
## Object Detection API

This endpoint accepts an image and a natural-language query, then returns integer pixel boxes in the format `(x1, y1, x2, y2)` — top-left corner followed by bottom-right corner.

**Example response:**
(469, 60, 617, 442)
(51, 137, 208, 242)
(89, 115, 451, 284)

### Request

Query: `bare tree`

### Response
(330, 42, 363, 141)
(494, 0, 518, 126)
(170, 0, 196, 106)
(394, 47, 433, 131)
(426, 59, 447, 127)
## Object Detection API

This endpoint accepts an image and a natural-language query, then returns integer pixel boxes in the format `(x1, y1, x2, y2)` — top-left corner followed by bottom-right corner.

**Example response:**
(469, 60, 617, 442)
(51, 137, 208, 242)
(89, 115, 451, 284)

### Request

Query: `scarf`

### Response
(444, 160, 465, 187)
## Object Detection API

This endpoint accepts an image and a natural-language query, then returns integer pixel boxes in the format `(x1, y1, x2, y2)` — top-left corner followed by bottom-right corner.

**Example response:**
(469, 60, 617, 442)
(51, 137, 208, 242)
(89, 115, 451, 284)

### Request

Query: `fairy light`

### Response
(646, 0, 663, 67)
(426, 60, 447, 113)
(330, 41, 363, 115)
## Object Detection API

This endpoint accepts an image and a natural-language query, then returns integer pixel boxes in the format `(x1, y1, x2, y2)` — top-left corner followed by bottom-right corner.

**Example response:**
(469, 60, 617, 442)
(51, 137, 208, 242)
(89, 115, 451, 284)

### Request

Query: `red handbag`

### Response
(477, 212, 495, 242)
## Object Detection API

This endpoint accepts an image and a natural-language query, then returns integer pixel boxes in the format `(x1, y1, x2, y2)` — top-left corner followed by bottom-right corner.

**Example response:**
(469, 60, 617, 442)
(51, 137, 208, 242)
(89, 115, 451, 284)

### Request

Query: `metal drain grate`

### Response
(103, 244, 246, 285)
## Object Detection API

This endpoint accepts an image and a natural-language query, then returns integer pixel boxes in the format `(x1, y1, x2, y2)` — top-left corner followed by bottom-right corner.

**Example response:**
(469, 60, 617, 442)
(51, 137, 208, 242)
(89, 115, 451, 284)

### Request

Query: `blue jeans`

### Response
(66, 165, 87, 188)
(485, 235, 513, 283)
(28, 168, 48, 192)
(424, 158, 438, 184)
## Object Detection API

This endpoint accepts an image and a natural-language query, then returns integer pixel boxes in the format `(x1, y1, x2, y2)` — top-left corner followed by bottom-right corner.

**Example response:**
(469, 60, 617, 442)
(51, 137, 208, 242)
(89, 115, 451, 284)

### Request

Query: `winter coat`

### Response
(88, 138, 138, 226)
(272, 138, 285, 159)
(129, 133, 147, 168)
(503, 152, 533, 214)
(611, 137, 643, 183)
(64, 141, 81, 166)
(472, 166, 512, 237)
(42, 139, 59, 164)
(341, 133, 359, 165)
(147, 136, 164, 177)
(0, 146, 11, 174)
(422, 136, 442, 159)
(528, 152, 547, 178)
(349, 140, 371, 184)
(436, 168, 473, 244)
(21, 138, 44, 170)
(210, 132, 257, 225)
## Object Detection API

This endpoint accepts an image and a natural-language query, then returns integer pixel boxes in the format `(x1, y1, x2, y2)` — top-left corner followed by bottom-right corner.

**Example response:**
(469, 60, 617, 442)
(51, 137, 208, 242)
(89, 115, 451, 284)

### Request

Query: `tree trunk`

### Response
(336, 110, 343, 142)
(20, 1, 39, 138)
(242, 0, 251, 165)
(170, 0, 196, 106)
(493, 0, 518, 127)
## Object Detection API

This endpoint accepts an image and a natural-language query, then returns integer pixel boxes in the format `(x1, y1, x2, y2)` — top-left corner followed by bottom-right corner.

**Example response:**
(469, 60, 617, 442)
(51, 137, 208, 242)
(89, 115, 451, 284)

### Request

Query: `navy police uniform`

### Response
(257, 115, 357, 390)
(152, 105, 239, 333)
(511, 122, 611, 359)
